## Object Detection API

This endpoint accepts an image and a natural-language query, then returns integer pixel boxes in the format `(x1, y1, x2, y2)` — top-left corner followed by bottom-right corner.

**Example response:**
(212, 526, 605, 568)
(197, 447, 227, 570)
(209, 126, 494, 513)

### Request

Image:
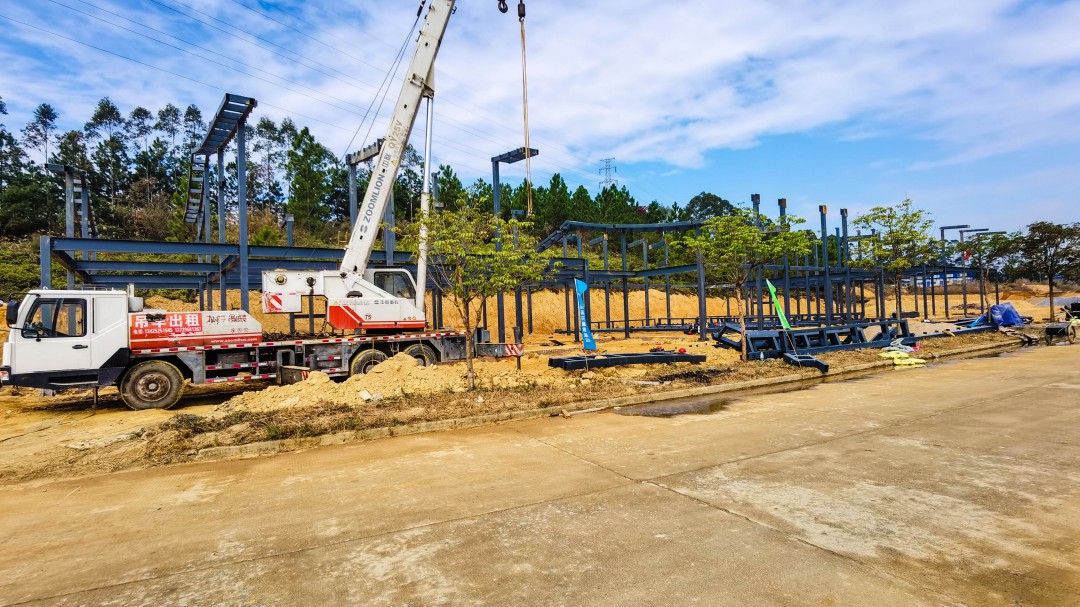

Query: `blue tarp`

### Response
(984, 302, 1025, 327)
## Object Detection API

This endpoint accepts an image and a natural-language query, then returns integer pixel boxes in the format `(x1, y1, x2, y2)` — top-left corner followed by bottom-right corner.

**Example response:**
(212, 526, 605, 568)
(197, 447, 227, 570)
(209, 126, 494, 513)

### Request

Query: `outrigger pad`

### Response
(782, 353, 829, 373)
(548, 352, 706, 371)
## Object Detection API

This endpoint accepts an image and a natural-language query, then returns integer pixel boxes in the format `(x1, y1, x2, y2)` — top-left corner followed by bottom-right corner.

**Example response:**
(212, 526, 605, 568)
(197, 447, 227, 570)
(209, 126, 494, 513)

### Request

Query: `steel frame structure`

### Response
(522, 202, 990, 347)
(43, 139, 995, 349)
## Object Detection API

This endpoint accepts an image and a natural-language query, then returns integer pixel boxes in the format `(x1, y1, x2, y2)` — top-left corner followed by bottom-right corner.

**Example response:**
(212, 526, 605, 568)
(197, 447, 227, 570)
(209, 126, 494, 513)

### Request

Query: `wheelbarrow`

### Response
(1044, 321, 1077, 346)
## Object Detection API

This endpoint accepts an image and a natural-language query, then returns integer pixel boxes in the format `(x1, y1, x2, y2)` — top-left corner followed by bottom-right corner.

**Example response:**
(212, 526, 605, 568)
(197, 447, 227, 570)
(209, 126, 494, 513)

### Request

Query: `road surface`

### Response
(2, 345, 1078, 606)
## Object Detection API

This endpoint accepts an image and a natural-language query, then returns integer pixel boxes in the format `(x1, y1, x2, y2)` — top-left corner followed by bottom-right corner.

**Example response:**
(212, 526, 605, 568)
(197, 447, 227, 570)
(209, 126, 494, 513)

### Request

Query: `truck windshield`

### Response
(22, 298, 86, 338)
(374, 272, 416, 300)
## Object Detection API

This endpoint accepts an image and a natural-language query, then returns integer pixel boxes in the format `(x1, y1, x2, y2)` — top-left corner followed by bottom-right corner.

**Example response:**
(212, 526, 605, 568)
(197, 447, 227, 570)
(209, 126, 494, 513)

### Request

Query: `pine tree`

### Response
(21, 103, 59, 167)
(285, 127, 333, 232)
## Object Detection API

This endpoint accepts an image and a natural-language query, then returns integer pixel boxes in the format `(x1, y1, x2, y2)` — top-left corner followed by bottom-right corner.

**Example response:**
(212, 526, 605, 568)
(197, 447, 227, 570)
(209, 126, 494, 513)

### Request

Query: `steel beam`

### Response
(50, 237, 236, 256)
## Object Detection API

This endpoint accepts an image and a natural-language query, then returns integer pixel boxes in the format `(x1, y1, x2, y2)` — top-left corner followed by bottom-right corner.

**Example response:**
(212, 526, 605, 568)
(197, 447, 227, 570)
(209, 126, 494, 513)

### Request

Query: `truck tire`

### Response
(351, 349, 387, 375)
(120, 360, 184, 410)
(404, 344, 437, 366)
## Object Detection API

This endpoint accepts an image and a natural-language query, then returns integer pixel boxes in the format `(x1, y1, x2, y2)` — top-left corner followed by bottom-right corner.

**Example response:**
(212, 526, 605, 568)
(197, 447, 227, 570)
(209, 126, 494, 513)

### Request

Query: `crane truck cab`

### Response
(261, 266, 426, 332)
(2, 289, 133, 392)
(3, 289, 264, 410)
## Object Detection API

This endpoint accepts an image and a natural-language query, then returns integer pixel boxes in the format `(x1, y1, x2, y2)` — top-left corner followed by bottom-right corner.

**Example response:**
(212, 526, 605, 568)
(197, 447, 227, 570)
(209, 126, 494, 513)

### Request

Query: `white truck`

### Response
(0, 289, 516, 409)
(0, 0, 524, 410)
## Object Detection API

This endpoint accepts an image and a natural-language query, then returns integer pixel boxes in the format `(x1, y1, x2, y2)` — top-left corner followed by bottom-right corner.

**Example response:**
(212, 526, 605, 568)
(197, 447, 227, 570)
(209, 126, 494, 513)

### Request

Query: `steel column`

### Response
(819, 205, 832, 325)
(841, 209, 851, 321)
(237, 124, 249, 311)
(779, 198, 791, 321)
(491, 160, 505, 342)
(695, 228, 708, 341)
(39, 235, 52, 289)
(64, 171, 75, 289)
(620, 233, 630, 338)
(217, 150, 227, 311)
(752, 194, 763, 326)
(563, 236, 572, 334)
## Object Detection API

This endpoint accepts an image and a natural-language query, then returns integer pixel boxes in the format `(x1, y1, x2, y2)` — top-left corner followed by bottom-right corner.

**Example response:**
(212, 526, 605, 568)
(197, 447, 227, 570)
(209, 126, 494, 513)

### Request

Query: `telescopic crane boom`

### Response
(340, 0, 453, 275)
(260, 0, 456, 332)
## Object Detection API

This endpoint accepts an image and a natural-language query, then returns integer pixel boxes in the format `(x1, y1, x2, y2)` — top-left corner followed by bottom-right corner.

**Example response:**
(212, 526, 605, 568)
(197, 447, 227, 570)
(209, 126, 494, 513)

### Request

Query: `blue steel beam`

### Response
(74, 261, 218, 273)
(635, 264, 699, 278)
(87, 275, 209, 286)
(47, 248, 94, 284)
(556, 220, 702, 233)
(51, 237, 237, 256)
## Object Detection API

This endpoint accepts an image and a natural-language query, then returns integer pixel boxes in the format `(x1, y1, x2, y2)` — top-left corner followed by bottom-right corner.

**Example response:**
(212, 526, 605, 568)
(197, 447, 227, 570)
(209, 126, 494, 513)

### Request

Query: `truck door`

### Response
(15, 296, 93, 374)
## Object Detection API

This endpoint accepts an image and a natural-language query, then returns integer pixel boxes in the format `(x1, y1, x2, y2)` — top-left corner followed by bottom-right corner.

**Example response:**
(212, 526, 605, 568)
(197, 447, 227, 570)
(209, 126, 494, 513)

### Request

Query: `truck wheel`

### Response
(404, 344, 437, 366)
(351, 350, 387, 375)
(120, 360, 184, 410)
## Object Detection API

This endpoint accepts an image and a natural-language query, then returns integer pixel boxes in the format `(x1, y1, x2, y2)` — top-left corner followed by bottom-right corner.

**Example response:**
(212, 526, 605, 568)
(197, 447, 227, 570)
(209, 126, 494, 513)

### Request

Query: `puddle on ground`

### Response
(615, 398, 733, 417)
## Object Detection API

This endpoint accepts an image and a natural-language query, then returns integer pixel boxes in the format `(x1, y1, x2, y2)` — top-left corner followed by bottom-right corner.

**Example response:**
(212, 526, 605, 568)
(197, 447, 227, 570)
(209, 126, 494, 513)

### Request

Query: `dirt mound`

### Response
(217, 353, 566, 413)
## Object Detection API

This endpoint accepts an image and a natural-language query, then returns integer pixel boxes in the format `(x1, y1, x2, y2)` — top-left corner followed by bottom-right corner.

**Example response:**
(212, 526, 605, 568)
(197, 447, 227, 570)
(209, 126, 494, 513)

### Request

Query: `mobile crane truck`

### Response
(1, 0, 523, 410)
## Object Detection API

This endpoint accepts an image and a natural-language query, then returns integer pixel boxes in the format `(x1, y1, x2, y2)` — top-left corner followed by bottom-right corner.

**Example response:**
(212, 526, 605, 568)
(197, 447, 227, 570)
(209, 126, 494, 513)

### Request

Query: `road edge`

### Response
(194, 339, 1024, 461)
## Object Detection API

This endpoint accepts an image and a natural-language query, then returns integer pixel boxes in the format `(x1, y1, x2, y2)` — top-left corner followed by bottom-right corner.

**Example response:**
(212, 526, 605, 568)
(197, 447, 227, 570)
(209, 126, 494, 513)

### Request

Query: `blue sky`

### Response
(2, 0, 1079, 232)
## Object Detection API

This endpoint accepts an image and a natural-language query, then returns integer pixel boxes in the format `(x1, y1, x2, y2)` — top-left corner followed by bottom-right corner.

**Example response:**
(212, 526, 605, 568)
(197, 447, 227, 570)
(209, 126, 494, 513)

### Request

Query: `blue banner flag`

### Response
(574, 279, 598, 351)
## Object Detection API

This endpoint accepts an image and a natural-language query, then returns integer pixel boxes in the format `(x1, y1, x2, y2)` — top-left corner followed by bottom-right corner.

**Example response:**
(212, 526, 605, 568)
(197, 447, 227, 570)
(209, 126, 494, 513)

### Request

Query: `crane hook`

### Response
(498, 1, 508, 13)
(518, 1, 525, 19)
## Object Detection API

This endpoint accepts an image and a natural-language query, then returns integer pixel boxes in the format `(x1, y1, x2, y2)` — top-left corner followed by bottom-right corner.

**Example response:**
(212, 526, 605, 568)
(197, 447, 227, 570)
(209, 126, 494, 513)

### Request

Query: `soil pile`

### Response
(218, 354, 468, 413)
(214, 344, 714, 415)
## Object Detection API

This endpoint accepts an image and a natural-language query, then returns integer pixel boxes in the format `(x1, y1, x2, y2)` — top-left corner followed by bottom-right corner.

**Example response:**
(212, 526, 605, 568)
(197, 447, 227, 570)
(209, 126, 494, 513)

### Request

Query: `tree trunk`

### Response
(464, 320, 476, 390)
(894, 271, 904, 319)
(734, 284, 748, 361)
(980, 265, 990, 312)
(1049, 278, 1056, 322)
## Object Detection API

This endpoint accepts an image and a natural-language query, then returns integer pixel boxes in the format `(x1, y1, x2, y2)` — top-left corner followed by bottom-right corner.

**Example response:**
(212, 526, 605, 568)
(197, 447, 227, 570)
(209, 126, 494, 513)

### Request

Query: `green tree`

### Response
(535, 173, 571, 232)
(643, 200, 673, 224)
(676, 208, 812, 359)
(0, 97, 29, 195)
(52, 130, 101, 209)
(679, 191, 735, 221)
(182, 104, 205, 153)
(249, 223, 283, 246)
(21, 103, 59, 167)
(127, 106, 154, 205)
(85, 97, 127, 204)
(595, 184, 640, 224)
(285, 127, 333, 231)
(1017, 222, 1080, 318)
(964, 232, 1020, 311)
(251, 117, 289, 213)
(53, 130, 91, 168)
(398, 206, 551, 389)
(1, 100, 55, 236)
(434, 164, 464, 212)
(569, 185, 594, 222)
(461, 178, 493, 212)
(851, 199, 937, 318)
(90, 136, 131, 217)
(155, 103, 181, 154)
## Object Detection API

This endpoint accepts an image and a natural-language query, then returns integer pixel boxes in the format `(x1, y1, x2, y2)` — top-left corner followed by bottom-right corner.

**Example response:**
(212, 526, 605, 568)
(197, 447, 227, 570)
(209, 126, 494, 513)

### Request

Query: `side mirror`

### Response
(5, 300, 18, 327)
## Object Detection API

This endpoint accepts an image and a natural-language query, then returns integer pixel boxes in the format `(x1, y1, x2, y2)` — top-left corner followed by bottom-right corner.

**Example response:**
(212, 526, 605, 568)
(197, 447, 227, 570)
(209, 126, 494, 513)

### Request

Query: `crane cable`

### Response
(502, 1, 533, 216)
(518, 2, 534, 217)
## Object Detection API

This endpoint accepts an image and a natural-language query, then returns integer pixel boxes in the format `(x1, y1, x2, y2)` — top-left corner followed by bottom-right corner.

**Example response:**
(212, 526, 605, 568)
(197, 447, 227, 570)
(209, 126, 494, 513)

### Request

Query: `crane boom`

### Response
(340, 0, 456, 274)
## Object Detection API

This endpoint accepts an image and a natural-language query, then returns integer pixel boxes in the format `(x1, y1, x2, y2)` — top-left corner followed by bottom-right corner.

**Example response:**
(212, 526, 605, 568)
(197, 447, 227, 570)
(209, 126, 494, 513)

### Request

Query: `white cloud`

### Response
(2, 0, 1079, 216)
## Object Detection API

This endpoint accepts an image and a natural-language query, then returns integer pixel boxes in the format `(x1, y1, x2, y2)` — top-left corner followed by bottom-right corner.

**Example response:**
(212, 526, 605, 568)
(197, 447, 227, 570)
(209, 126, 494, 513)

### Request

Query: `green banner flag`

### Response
(765, 279, 791, 330)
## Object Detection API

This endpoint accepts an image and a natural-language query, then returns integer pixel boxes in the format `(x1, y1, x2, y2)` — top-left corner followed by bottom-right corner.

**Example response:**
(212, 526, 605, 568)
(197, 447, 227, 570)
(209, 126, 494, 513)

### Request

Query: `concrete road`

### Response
(2, 346, 1078, 606)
